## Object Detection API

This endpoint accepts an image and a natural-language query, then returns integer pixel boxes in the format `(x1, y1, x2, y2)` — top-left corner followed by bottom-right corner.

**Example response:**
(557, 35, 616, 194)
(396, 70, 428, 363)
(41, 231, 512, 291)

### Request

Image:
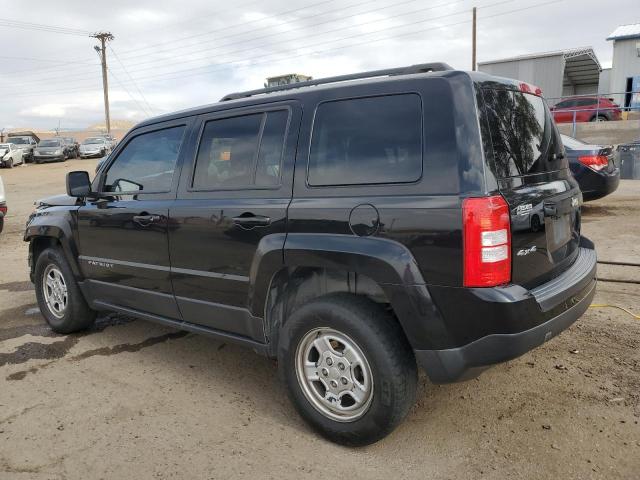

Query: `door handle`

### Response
(133, 214, 162, 226)
(543, 203, 558, 218)
(232, 214, 271, 227)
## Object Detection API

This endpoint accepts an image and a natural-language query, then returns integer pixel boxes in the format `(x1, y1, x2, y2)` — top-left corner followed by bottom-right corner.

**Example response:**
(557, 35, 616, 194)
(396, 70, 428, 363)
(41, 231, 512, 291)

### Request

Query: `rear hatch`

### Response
(478, 84, 582, 289)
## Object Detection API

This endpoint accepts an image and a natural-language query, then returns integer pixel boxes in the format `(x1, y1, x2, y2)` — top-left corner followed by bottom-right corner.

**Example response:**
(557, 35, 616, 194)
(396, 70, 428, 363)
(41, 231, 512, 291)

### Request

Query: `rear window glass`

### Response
(308, 94, 422, 186)
(480, 89, 566, 178)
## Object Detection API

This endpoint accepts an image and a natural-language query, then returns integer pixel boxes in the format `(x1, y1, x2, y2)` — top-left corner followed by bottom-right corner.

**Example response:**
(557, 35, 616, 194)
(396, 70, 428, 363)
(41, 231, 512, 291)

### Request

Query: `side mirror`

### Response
(66, 171, 91, 197)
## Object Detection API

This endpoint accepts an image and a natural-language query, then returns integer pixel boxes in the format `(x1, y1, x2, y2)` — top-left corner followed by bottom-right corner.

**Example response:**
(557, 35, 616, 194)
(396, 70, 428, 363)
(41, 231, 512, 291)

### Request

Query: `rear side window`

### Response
(308, 94, 422, 186)
(192, 110, 288, 190)
(481, 89, 566, 178)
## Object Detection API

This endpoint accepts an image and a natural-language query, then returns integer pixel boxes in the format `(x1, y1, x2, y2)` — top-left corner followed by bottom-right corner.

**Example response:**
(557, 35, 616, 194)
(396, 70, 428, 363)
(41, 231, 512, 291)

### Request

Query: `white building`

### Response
(606, 23, 640, 109)
(477, 47, 602, 103)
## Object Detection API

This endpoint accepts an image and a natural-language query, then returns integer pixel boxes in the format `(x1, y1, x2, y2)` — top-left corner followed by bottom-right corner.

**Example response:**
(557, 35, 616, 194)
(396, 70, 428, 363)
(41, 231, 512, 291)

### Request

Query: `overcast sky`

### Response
(0, 0, 635, 130)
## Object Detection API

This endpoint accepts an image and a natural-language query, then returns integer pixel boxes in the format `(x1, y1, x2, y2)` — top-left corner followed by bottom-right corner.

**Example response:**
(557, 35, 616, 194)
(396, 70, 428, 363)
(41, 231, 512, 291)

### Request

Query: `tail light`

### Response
(0, 204, 6, 215)
(463, 196, 511, 287)
(579, 155, 608, 171)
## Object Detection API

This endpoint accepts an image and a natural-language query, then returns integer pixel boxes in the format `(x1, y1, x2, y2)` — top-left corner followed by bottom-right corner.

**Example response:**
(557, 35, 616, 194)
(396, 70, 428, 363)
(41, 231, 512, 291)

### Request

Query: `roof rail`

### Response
(220, 62, 454, 101)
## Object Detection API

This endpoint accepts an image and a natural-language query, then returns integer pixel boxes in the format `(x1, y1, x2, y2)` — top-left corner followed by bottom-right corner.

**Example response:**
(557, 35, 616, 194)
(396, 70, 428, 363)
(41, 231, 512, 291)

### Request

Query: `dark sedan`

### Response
(33, 139, 70, 164)
(562, 134, 620, 201)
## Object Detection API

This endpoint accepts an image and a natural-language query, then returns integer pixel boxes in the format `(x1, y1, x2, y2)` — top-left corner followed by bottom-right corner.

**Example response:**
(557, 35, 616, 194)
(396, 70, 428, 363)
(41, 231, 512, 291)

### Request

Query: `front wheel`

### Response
(279, 294, 417, 446)
(7, 157, 13, 168)
(34, 247, 96, 333)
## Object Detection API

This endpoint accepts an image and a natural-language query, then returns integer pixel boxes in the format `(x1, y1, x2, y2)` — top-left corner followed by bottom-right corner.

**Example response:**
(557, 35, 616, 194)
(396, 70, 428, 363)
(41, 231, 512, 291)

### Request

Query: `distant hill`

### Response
(88, 120, 136, 131)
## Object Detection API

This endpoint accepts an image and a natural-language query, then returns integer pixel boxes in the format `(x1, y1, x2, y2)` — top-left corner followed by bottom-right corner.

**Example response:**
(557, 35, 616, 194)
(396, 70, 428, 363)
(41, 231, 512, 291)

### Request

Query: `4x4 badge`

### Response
(517, 246, 537, 256)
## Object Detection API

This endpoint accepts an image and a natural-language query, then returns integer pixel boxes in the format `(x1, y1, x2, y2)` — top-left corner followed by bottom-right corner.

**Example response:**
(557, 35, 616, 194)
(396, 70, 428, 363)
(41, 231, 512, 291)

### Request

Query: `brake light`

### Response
(579, 155, 608, 171)
(519, 82, 543, 96)
(463, 196, 511, 287)
(0, 204, 6, 214)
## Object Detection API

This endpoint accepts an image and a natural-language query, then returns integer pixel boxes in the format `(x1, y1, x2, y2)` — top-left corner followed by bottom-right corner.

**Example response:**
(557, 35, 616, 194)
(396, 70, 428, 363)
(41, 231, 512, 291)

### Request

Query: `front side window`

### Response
(104, 125, 185, 193)
(192, 110, 288, 190)
(308, 94, 423, 186)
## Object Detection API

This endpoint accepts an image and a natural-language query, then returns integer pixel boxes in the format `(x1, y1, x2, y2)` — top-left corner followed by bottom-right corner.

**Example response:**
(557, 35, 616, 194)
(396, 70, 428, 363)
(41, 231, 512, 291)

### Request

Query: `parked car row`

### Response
(1, 134, 116, 167)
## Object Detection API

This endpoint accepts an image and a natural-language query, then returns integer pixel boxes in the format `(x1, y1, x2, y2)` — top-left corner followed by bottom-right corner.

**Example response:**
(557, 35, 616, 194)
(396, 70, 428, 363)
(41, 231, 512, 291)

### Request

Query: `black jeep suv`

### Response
(25, 63, 597, 445)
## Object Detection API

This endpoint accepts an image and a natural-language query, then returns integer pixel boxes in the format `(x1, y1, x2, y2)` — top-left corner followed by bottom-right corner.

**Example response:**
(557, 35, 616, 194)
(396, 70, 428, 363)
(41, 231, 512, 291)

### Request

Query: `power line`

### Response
(115, 0, 340, 58)
(109, 46, 155, 116)
(0, 18, 92, 36)
(3, 0, 342, 81)
(107, 67, 152, 118)
(115, 0, 445, 68)
(3, 0, 358, 85)
(5, 0, 470, 89)
(5, 0, 562, 100)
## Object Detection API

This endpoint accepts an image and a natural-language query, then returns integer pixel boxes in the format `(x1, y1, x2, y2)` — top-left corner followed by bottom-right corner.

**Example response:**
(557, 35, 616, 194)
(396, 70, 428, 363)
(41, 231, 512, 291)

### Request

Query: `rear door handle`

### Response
(133, 214, 161, 226)
(232, 214, 271, 227)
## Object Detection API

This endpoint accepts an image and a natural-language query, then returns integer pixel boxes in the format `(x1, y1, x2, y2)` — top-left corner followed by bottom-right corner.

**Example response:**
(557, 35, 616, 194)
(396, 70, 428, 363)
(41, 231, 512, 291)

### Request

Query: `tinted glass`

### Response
(481, 89, 566, 178)
(308, 94, 422, 186)
(40, 140, 61, 147)
(256, 110, 288, 186)
(104, 125, 185, 193)
(192, 110, 288, 190)
(193, 114, 262, 190)
(575, 98, 596, 107)
(554, 99, 575, 108)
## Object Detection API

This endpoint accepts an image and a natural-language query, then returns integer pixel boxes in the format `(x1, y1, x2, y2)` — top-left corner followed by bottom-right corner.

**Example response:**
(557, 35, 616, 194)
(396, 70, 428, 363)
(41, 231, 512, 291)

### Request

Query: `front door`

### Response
(77, 121, 191, 319)
(169, 102, 300, 340)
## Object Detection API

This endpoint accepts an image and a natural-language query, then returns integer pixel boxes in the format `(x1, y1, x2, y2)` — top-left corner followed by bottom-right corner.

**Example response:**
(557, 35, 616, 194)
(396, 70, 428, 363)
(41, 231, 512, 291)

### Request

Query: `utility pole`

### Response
(91, 32, 114, 135)
(472, 7, 477, 71)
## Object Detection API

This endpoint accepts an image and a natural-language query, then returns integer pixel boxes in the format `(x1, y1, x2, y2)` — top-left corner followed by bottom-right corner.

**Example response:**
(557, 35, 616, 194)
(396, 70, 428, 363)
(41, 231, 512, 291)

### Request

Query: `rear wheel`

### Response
(279, 294, 417, 446)
(591, 114, 608, 122)
(34, 247, 96, 333)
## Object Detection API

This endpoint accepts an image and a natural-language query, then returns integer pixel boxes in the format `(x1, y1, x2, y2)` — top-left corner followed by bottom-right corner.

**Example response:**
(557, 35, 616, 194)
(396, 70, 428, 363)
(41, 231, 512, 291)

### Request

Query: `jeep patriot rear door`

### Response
(168, 102, 301, 341)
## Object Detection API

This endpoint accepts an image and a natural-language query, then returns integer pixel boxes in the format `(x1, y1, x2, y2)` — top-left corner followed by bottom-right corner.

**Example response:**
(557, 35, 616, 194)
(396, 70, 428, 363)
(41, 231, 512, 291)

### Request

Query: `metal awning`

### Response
(562, 47, 601, 87)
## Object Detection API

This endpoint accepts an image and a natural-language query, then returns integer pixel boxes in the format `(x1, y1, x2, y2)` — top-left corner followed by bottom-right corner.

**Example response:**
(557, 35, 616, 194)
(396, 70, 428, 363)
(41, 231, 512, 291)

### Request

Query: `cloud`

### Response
(0, 0, 636, 130)
(19, 104, 67, 118)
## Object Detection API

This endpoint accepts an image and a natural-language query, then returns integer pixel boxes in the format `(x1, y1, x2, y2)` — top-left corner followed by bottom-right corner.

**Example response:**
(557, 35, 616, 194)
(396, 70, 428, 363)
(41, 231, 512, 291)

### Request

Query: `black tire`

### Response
(278, 293, 417, 446)
(7, 157, 13, 168)
(0, 216, 4, 234)
(590, 114, 608, 122)
(34, 247, 96, 333)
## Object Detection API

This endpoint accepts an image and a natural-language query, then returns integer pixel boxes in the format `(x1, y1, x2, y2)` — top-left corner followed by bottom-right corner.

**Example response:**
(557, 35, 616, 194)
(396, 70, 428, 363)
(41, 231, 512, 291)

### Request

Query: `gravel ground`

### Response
(0, 160, 638, 479)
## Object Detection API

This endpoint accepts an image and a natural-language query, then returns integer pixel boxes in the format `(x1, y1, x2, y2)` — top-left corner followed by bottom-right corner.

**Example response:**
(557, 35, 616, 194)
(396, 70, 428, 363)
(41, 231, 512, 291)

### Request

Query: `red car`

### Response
(550, 96, 622, 123)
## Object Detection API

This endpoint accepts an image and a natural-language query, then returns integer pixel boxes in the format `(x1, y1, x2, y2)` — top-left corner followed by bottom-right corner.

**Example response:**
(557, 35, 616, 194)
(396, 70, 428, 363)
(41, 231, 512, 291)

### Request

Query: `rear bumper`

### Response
(34, 155, 64, 162)
(579, 168, 620, 201)
(415, 242, 597, 383)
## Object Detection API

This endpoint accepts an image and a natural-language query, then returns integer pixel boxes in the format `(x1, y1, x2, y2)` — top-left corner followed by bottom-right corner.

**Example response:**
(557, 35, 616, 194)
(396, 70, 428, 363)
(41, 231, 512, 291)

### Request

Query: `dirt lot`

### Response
(1, 160, 639, 479)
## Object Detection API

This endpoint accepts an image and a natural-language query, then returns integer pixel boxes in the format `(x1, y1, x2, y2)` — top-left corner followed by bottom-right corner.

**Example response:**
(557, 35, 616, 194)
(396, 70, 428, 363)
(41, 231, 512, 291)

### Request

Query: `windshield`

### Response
(561, 134, 587, 150)
(39, 140, 61, 147)
(83, 138, 104, 145)
(7, 137, 28, 144)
